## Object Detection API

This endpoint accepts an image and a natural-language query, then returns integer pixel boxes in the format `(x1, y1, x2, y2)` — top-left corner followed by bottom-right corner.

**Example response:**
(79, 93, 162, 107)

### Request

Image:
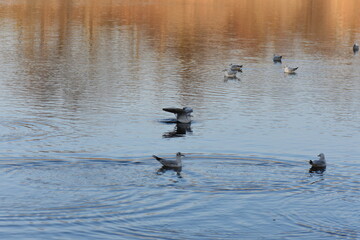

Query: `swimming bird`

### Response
(223, 69, 238, 78)
(273, 54, 282, 62)
(162, 107, 193, 123)
(152, 152, 184, 168)
(229, 64, 243, 71)
(309, 153, 326, 168)
(284, 65, 298, 73)
(353, 43, 359, 53)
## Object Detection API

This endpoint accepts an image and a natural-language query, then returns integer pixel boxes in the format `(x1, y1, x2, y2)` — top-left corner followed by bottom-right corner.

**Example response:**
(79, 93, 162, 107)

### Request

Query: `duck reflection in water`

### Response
(157, 165, 182, 178)
(163, 122, 192, 138)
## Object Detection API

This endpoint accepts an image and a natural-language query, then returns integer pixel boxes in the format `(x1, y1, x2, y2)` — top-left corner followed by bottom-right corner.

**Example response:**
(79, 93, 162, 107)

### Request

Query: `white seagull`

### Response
(273, 54, 282, 62)
(229, 64, 243, 71)
(223, 69, 238, 78)
(152, 152, 184, 168)
(309, 153, 326, 168)
(163, 107, 193, 123)
(284, 65, 298, 73)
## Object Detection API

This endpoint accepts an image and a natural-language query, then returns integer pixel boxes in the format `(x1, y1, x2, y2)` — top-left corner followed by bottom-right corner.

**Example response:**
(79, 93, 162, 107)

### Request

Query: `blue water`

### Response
(0, 0, 360, 239)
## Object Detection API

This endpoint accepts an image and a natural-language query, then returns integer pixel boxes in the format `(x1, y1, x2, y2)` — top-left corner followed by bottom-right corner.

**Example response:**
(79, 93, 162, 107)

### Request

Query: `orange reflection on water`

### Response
(1, 0, 360, 49)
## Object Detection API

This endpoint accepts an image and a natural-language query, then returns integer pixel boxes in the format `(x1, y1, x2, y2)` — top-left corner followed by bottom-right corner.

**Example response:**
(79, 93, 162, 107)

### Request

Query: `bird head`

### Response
(176, 152, 185, 157)
(183, 107, 193, 113)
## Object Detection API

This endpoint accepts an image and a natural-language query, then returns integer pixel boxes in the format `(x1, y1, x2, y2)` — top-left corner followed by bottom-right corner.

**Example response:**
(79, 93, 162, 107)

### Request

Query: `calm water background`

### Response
(0, 0, 360, 239)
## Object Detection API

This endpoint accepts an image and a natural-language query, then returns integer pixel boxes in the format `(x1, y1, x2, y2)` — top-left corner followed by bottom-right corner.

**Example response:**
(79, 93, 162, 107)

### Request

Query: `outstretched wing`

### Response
(162, 108, 184, 114)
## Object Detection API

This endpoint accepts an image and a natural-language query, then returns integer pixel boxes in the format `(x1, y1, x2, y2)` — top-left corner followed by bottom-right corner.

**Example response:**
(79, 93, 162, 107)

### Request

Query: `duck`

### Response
(309, 153, 326, 168)
(223, 69, 238, 78)
(284, 65, 298, 73)
(152, 152, 184, 168)
(273, 54, 282, 62)
(353, 43, 359, 53)
(229, 64, 243, 71)
(162, 107, 193, 123)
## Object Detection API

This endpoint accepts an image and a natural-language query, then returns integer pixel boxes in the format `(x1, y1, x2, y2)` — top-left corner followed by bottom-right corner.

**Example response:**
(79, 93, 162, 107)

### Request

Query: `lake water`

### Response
(1, 0, 360, 239)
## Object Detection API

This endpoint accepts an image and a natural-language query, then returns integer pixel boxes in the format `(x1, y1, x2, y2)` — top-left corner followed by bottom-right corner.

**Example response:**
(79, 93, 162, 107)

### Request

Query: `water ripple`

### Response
(0, 154, 359, 239)
(0, 119, 59, 142)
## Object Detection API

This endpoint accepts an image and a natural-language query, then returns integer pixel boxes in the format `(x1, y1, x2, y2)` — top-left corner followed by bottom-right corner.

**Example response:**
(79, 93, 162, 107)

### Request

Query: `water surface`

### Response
(0, 0, 360, 239)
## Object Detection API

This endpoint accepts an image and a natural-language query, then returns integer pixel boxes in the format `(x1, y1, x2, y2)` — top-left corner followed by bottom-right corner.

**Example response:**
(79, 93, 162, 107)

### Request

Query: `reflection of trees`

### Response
(1, 0, 359, 107)
(3, 0, 359, 55)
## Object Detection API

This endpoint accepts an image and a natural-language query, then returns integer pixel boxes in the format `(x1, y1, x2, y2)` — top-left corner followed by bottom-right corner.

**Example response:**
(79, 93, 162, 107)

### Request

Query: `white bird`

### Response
(353, 43, 359, 52)
(229, 64, 243, 71)
(273, 54, 282, 62)
(223, 69, 238, 78)
(309, 153, 326, 168)
(152, 152, 184, 168)
(163, 107, 193, 123)
(284, 65, 298, 73)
